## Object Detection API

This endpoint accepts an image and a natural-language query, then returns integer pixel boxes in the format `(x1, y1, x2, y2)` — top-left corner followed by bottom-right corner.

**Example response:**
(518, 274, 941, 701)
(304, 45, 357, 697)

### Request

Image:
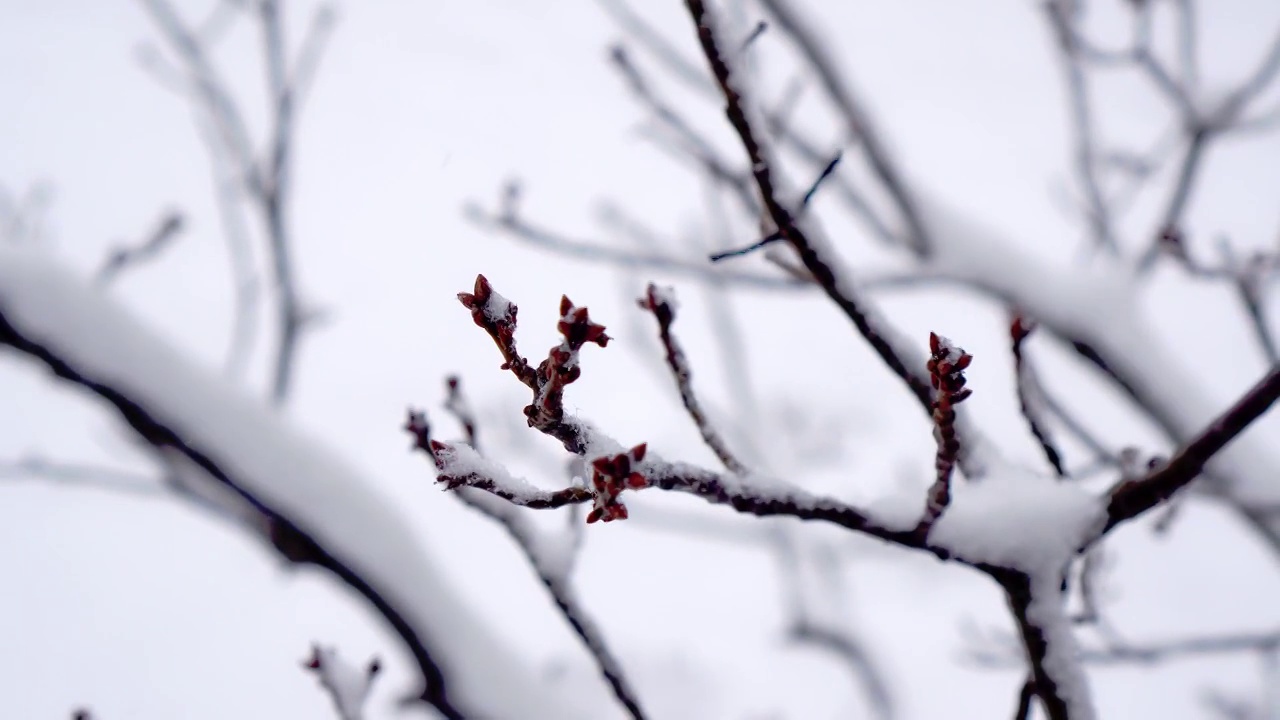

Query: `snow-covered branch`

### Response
(0, 245, 586, 719)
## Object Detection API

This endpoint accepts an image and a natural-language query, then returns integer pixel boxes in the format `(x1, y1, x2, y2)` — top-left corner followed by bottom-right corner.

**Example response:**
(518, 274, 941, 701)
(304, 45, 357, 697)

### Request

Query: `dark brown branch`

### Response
(1104, 365, 1280, 533)
(754, 0, 929, 257)
(709, 152, 843, 262)
(638, 285, 748, 474)
(1013, 674, 1036, 720)
(682, 0, 935, 412)
(430, 445, 930, 551)
(996, 570, 1074, 720)
(1010, 315, 1067, 477)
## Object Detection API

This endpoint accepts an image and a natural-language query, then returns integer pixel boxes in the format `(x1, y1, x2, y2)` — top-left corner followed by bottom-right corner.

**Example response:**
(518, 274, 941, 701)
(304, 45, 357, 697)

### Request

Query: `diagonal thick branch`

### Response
(682, 0, 934, 413)
(0, 309, 461, 719)
(1104, 365, 1280, 533)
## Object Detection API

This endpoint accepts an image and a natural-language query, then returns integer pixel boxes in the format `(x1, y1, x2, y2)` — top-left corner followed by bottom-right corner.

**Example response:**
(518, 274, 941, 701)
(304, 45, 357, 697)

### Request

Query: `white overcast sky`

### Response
(2, 0, 1280, 718)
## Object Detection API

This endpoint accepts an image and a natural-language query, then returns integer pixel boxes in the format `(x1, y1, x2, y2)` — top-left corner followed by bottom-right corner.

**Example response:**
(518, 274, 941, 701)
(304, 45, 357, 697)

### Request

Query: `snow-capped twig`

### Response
(456, 274, 610, 454)
(429, 435, 933, 547)
(411, 390, 648, 719)
(0, 246, 585, 719)
(638, 284, 748, 475)
(682, 0, 936, 416)
(707, 152, 844, 262)
(302, 644, 381, 720)
(995, 570, 1096, 720)
(138, 0, 335, 402)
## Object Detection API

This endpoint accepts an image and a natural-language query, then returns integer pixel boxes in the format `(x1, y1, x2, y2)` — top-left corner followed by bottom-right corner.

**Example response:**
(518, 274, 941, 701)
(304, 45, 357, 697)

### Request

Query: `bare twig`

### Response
(1010, 315, 1067, 477)
(754, 0, 930, 256)
(0, 456, 162, 498)
(140, 0, 333, 403)
(972, 626, 1280, 666)
(465, 200, 803, 290)
(443, 375, 477, 447)
(709, 152, 843, 262)
(1013, 674, 1036, 720)
(638, 285, 748, 474)
(96, 212, 185, 285)
(683, 0, 936, 412)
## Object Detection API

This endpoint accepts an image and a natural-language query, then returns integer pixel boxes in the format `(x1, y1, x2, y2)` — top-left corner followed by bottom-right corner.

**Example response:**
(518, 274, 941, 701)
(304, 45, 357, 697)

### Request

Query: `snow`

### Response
(0, 245, 588, 719)
(930, 461, 1105, 572)
(436, 442, 547, 504)
(1027, 572, 1098, 720)
(481, 286, 516, 325)
(927, 459, 1104, 719)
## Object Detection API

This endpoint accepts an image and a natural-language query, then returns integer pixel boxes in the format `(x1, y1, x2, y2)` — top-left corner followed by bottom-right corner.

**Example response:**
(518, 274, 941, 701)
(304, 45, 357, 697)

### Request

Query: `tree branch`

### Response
(1105, 365, 1280, 533)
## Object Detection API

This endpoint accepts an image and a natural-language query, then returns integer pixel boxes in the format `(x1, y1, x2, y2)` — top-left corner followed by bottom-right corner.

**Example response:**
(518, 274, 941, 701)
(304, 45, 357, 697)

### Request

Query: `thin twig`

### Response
(638, 285, 748, 474)
(708, 152, 842, 262)
(1013, 675, 1036, 720)
(1010, 315, 1067, 477)
(1044, 1, 1117, 253)
(465, 201, 803, 290)
(755, 0, 930, 256)
(683, 0, 936, 412)
(96, 212, 185, 285)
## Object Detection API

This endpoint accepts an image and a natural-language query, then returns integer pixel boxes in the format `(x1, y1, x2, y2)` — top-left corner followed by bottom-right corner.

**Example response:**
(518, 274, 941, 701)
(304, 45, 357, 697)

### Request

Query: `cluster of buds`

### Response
(457, 275, 532, 381)
(922, 332, 973, 522)
(586, 443, 649, 523)
(927, 332, 973, 406)
(527, 296, 610, 426)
